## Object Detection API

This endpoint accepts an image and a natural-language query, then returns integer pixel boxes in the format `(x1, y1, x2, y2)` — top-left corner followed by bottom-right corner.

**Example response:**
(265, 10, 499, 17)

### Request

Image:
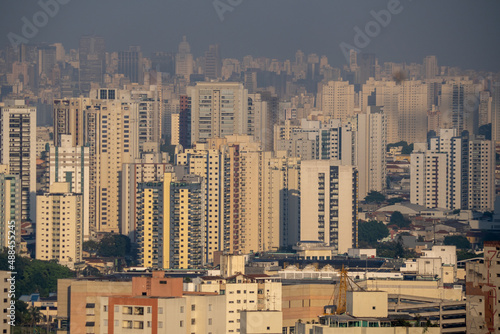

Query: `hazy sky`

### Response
(1, 0, 499, 71)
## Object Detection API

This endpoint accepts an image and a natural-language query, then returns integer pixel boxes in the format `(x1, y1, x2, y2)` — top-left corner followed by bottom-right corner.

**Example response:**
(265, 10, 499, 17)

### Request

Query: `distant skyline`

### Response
(1, 0, 500, 71)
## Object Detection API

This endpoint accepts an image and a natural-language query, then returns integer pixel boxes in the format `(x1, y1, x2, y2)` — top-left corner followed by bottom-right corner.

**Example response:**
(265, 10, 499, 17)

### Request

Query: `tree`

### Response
(376, 240, 416, 259)
(83, 240, 99, 254)
(0, 250, 74, 298)
(444, 236, 471, 250)
(387, 141, 413, 154)
(401, 143, 414, 155)
(457, 250, 482, 261)
(358, 221, 389, 246)
(387, 197, 404, 205)
(364, 191, 386, 203)
(30, 307, 42, 329)
(390, 211, 411, 228)
(98, 234, 131, 257)
(478, 123, 492, 140)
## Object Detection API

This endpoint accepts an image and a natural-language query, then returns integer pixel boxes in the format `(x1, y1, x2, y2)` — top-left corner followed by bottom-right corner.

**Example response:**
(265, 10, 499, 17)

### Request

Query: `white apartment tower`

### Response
(36, 183, 83, 269)
(85, 89, 137, 234)
(300, 160, 358, 254)
(438, 80, 476, 134)
(410, 150, 448, 209)
(188, 82, 249, 144)
(355, 107, 387, 200)
(0, 100, 37, 222)
(410, 129, 491, 211)
(398, 80, 428, 144)
(320, 80, 355, 121)
(361, 78, 400, 144)
(47, 135, 90, 239)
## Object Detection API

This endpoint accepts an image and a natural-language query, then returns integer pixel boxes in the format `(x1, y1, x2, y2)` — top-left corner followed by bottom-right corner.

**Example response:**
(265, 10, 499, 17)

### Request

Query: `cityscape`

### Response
(1, 1, 500, 333)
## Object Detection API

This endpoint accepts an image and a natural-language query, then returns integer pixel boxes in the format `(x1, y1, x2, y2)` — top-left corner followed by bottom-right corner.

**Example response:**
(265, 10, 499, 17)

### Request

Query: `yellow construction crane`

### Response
(325, 265, 365, 315)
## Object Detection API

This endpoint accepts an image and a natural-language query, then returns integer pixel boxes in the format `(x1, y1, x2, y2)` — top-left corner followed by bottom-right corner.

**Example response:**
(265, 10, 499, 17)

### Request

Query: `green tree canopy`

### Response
(83, 240, 99, 253)
(358, 220, 389, 246)
(387, 141, 413, 154)
(364, 191, 386, 203)
(444, 235, 471, 250)
(0, 251, 74, 298)
(387, 197, 404, 205)
(376, 240, 416, 259)
(390, 211, 411, 228)
(98, 234, 131, 257)
(457, 250, 482, 261)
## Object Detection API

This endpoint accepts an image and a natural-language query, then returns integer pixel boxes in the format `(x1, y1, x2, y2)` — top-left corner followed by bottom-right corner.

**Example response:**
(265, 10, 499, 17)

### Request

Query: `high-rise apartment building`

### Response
(78, 35, 105, 95)
(163, 173, 204, 269)
(410, 149, 449, 209)
(188, 82, 249, 144)
(53, 98, 87, 146)
(320, 81, 355, 121)
(411, 129, 465, 210)
(478, 90, 492, 128)
(300, 160, 358, 254)
(468, 138, 494, 211)
(85, 89, 137, 234)
(36, 182, 83, 269)
(411, 129, 492, 211)
(439, 79, 476, 134)
(121, 154, 172, 242)
(0, 100, 37, 222)
(176, 144, 226, 263)
(46, 135, 90, 239)
(361, 78, 400, 144)
(0, 171, 21, 251)
(355, 107, 387, 200)
(399, 80, 428, 143)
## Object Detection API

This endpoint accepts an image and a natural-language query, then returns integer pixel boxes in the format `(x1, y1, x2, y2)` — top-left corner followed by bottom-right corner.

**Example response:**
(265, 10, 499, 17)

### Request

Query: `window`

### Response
(208, 318, 212, 325)
(191, 319, 196, 325)
(180, 306, 184, 313)
(191, 305, 196, 311)
(180, 321, 184, 327)
(159, 321, 163, 328)
(159, 307, 163, 314)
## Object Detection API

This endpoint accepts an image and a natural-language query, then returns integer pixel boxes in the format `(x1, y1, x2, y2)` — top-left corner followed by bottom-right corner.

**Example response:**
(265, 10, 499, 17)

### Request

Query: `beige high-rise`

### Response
(300, 160, 358, 254)
(320, 80, 355, 121)
(36, 183, 83, 269)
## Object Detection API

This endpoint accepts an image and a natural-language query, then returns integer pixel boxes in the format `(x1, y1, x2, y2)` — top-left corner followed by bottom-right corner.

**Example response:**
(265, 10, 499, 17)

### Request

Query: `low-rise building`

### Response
(466, 241, 500, 333)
